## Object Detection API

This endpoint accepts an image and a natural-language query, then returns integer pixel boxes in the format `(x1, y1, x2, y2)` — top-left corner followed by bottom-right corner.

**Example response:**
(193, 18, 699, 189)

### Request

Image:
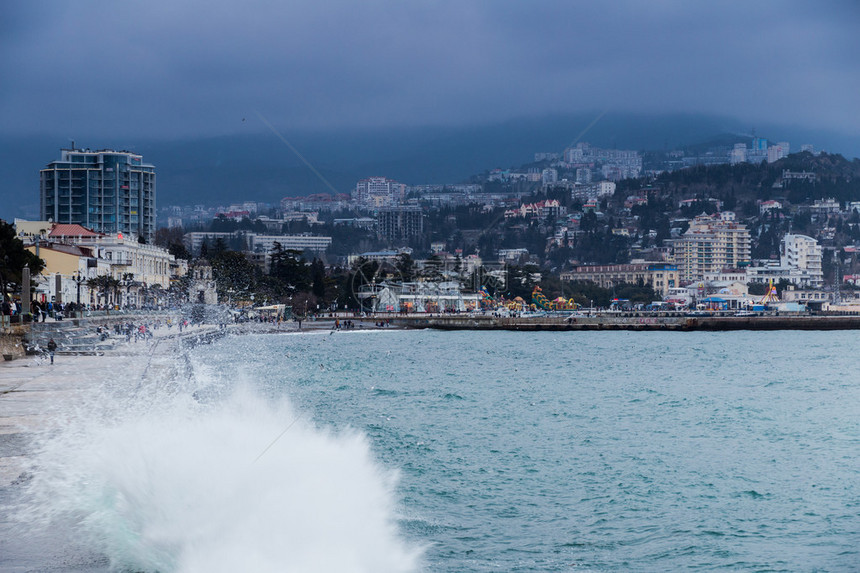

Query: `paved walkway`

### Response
(0, 322, 225, 487)
(0, 317, 337, 489)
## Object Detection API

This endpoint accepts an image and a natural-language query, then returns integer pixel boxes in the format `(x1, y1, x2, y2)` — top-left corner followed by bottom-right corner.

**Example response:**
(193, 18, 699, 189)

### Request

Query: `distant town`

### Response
(6, 134, 860, 317)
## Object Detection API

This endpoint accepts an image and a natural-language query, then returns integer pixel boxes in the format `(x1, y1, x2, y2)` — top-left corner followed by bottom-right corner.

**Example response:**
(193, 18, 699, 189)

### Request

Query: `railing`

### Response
(64, 309, 175, 319)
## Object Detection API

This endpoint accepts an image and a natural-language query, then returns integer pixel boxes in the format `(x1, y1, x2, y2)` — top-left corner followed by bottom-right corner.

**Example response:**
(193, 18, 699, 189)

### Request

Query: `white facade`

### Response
(248, 234, 333, 253)
(359, 281, 481, 313)
(354, 177, 406, 207)
(541, 168, 558, 185)
(184, 231, 331, 255)
(595, 181, 616, 198)
(183, 231, 235, 255)
(759, 200, 783, 215)
(781, 234, 823, 287)
(673, 214, 751, 283)
(72, 234, 175, 288)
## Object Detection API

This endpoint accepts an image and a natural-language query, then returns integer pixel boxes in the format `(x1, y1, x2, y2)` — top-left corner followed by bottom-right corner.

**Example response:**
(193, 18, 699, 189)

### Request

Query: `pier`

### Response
(390, 313, 860, 331)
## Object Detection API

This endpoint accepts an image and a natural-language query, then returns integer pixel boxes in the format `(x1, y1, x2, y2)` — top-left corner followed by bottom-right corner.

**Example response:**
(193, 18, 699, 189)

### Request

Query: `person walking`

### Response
(46, 338, 57, 364)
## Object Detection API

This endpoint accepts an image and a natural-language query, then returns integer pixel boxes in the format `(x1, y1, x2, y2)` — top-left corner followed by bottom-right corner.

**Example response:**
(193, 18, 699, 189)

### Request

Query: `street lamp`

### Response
(74, 270, 87, 306)
(0, 254, 9, 304)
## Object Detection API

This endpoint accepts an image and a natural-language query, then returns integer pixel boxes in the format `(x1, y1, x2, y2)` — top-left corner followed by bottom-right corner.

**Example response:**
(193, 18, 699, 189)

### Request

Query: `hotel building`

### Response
(673, 213, 751, 283)
(560, 263, 679, 298)
(40, 148, 156, 243)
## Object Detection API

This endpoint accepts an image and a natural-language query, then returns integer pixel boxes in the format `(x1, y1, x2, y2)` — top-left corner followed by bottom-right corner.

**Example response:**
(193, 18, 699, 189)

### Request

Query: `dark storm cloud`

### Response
(1, 0, 858, 137)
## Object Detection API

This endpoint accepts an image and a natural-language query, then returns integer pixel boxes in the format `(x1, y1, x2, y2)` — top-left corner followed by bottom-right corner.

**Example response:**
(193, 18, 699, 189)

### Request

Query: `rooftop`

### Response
(48, 224, 103, 238)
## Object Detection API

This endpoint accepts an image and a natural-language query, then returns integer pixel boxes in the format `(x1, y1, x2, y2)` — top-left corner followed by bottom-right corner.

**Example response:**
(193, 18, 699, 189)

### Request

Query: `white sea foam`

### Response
(20, 377, 423, 573)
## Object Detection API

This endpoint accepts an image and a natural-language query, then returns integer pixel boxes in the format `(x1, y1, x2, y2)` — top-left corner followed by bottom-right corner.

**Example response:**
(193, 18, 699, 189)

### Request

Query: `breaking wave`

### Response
(17, 372, 423, 573)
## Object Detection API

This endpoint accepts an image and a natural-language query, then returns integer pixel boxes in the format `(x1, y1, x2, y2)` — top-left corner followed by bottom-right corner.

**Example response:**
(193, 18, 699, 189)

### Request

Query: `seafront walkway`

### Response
(0, 320, 235, 489)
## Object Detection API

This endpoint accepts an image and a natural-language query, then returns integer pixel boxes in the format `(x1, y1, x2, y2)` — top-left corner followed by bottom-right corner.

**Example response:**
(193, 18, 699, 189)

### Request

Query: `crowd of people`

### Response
(110, 318, 195, 342)
(2, 298, 92, 323)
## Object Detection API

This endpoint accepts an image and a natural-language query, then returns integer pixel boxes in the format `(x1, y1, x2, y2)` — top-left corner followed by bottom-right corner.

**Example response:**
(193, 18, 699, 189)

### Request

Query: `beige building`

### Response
(673, 213, 751, 283)
(24, 243, 108, 305)
(13, 219, 53, 241)
(49, 224, 175, 288)
(560, 263, 679, 298)
(16, 220, 184, 307)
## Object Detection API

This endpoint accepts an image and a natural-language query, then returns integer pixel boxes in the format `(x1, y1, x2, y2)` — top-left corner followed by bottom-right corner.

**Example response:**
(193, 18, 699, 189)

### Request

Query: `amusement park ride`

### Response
(758, 281, 779, 305)
(478, 285, 580, 312)
(478, 281, 782, 313)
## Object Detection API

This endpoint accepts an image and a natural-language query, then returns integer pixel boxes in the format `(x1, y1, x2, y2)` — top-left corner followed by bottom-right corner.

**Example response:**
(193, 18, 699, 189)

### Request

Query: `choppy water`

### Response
(3, 329, 859, 571)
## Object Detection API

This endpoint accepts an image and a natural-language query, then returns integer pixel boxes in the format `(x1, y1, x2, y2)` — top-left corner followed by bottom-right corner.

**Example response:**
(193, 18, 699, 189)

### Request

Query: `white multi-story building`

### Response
(809, 198, 841, 217)
(594, 181, 616, 198)
(747, 235, 823, 288)
(767, 144, 789, 163)
(247, 234, 332, 253)
(673, 213, 751, 283)
(541, 168, 558, 185)
(49, 225, 176, 288)
(571, 181, 615, 201)
(183, 231, 332, 255)
(354, 177, 406, 207)
(183, 232, 236, 255)
(563, 143, 642, 178)
(781, 234, 823, 288)
(759, 200, 783, 215)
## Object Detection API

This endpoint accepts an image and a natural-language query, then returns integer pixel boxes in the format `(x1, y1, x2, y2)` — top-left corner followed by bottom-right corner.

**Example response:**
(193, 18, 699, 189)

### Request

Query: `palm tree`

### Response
(87, 275, 120, 308)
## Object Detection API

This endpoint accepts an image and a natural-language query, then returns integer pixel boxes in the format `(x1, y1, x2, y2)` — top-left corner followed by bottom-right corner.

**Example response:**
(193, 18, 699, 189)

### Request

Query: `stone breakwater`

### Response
(392, 314, 860, 331)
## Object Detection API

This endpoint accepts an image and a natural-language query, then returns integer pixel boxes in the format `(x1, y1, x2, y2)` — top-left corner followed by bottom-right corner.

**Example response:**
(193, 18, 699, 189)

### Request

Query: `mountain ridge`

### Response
(2, 112, 857, 219)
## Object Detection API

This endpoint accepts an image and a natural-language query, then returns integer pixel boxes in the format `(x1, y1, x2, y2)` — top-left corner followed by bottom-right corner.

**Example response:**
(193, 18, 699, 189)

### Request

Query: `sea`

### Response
(1, 328, 858, 572)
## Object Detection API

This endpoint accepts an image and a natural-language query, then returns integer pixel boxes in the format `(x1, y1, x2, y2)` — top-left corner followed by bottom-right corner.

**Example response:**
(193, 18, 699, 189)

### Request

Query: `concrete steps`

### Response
(25, 321, 116, 355)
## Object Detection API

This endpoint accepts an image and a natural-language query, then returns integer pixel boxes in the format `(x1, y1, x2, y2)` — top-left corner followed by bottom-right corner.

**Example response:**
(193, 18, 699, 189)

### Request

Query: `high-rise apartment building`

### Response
(376, 206, 423, 241)
(40, 148, 156, 243)
(673, 213, 751, 283)
(781, 234, 823, 288)
(354, 177, 406, 208)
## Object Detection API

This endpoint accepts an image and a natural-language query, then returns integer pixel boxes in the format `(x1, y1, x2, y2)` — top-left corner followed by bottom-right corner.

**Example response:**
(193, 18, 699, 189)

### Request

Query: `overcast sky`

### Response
(2, 0, 858, 139)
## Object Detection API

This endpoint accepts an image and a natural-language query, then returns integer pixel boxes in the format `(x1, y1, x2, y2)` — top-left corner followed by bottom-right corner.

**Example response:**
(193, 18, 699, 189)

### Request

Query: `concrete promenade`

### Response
(0, 321, 232, 489)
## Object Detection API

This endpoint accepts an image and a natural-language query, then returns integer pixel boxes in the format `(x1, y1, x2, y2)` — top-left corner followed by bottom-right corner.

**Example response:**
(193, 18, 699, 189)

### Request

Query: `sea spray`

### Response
(20, 381, 424, 573)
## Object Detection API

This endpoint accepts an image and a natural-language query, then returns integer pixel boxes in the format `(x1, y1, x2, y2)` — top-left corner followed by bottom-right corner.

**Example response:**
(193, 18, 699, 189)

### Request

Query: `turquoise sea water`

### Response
(3, 329, 858, 572)
(192, 329, 859, 572)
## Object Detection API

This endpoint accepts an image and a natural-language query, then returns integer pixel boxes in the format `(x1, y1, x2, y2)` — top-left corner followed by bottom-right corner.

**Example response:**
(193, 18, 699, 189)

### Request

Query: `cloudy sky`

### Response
(2, 0, 858, 139)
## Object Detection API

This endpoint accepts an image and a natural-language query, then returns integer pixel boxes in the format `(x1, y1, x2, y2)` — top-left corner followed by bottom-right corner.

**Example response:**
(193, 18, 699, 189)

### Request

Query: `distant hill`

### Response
(2, 112, 857, 220)
(679, 133, 754, 154)
(643, 152, 860, 210)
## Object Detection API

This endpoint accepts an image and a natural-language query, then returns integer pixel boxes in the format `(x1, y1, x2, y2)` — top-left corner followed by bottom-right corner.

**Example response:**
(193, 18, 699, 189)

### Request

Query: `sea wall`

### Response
(393, 314, 860, 332)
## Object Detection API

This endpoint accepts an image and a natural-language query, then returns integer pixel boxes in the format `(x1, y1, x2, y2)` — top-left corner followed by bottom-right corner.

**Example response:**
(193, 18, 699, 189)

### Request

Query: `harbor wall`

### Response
(391, 314, 860, 332)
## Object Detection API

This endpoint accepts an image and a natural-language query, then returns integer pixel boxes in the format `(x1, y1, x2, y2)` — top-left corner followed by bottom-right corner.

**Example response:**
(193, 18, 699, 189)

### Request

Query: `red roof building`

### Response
(48, 224, 104, 239)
